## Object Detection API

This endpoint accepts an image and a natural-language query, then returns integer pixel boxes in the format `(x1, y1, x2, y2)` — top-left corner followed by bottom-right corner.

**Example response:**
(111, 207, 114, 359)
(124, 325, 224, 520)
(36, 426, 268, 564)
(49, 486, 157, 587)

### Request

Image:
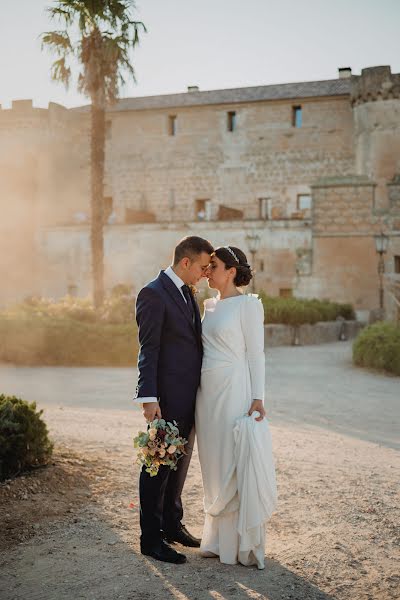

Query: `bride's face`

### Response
(206, 256, 235, 290)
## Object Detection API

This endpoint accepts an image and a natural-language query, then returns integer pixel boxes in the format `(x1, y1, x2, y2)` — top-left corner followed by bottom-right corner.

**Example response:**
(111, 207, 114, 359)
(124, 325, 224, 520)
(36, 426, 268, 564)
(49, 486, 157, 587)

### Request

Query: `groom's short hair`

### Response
(173, 236, 214, 265)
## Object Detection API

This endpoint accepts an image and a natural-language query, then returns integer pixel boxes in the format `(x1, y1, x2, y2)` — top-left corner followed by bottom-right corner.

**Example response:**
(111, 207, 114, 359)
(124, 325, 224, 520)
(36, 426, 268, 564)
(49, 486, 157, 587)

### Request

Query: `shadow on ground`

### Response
(0, 511, 336, 600)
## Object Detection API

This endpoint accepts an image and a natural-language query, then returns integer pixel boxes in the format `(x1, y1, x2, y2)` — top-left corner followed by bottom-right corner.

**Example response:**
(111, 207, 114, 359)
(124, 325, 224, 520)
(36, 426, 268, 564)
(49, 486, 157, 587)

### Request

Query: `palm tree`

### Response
(42, 0, 146, 307)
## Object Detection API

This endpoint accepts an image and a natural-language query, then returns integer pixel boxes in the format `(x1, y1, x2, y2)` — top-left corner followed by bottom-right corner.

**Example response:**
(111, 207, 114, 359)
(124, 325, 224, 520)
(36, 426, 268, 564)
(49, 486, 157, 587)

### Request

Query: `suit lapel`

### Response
(192, 295, 202, 336)
(193, 296, 203, 351)
(159, 271, 196, 332)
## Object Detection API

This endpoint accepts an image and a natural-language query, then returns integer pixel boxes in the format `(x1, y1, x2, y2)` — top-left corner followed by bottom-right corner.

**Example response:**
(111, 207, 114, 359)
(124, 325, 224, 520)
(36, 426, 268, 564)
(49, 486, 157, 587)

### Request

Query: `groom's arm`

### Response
(135, 287, 165, 419)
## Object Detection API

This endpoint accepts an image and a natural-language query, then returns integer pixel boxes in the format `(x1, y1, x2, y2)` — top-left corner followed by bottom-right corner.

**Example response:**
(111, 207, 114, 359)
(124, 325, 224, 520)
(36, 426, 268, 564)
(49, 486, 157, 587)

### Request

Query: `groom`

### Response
(134, 236, 214, 564)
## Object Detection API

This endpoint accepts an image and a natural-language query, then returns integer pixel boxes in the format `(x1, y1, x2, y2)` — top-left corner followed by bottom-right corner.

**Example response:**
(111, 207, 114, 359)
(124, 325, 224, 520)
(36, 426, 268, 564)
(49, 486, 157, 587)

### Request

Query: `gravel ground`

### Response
(0, 343, 399, 600)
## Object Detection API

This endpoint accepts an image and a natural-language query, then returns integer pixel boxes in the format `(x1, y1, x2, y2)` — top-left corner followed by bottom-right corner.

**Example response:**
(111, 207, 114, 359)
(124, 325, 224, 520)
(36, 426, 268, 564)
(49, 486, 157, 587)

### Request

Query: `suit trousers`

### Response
(139, 427, 195, 548)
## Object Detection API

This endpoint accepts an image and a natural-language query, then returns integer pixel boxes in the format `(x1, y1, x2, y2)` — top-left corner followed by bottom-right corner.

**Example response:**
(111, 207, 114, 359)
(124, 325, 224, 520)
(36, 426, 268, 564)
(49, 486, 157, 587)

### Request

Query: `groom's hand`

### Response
(143, 402, 162, 422)
(248, 399, 266, 422)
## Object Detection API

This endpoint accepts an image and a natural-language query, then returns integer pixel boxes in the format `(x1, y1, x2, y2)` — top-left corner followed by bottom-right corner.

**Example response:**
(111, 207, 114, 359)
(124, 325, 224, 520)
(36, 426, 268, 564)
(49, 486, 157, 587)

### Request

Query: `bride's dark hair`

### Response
(213, 246, 253, 287)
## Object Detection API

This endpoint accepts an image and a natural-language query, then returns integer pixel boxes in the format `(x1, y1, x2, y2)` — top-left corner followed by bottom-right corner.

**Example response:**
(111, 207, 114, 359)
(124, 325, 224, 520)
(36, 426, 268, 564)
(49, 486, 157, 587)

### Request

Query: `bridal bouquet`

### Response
(133, 419, 187, 477)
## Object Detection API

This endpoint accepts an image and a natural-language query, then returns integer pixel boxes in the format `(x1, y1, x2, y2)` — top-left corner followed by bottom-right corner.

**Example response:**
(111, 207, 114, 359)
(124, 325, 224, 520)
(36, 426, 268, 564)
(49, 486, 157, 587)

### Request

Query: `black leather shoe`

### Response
(164, 525, 201, 548)
(141, 540, 187, 564)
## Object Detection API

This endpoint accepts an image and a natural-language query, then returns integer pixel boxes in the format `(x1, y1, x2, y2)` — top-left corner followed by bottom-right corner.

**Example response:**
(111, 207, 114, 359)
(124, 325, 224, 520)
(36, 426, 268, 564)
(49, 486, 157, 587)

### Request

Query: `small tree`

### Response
(42, 1, 146, 307)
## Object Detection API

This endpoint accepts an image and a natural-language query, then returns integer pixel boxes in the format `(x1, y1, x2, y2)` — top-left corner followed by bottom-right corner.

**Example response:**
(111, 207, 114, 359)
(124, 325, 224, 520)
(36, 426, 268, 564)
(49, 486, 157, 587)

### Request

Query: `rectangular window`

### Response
(292, 105, 302, 128)
(195, 199, 211, 221)
(297, 194, 312, 211)
(258, 198, 269, 219)
(227, 111, 236, 132)
(279, 288, 293, 298)
(394, 256, 400, 274)
(168, 115, 177, 136)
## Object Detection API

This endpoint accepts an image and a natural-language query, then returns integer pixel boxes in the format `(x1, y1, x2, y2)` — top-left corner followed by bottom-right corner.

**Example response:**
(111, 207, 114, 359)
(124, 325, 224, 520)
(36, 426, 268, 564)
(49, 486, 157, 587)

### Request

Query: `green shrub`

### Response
(0, 316, 138, 366)
(353, 321, 400, 375)
(0, 291, 138, 366)
(257, 292, 355, 325)
(98, 294, 135, 325)
(5, 292, 136, 326)
(110, 283, 134, 298)
(337, 303, 356, 320)
(0, 395, 53, 481)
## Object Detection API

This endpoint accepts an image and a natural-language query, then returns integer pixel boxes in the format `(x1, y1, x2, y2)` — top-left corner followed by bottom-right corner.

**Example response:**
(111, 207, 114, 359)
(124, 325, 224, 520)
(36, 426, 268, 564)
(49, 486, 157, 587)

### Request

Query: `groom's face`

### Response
(182, 252, 211, 285)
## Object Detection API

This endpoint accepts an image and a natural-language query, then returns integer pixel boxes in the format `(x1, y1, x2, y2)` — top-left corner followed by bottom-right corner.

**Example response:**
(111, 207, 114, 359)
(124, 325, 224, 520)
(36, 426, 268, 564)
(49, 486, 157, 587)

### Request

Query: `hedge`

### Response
(258, 292, 355, 325)
(353, 321, 400, 376)
(0, 292, 356, 366)
(0, 316, 138, 367)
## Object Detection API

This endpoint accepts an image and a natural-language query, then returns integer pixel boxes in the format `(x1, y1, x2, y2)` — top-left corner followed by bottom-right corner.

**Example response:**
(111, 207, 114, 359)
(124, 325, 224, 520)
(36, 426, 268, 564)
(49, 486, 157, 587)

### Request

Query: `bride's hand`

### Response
(248, 399, 266, 421)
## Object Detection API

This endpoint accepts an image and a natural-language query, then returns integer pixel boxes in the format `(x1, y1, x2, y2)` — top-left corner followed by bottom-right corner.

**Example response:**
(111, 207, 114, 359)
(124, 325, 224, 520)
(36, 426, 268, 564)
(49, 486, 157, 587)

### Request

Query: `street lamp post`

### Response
(246, 231, 261, 293)
(374, 232, 389, 310)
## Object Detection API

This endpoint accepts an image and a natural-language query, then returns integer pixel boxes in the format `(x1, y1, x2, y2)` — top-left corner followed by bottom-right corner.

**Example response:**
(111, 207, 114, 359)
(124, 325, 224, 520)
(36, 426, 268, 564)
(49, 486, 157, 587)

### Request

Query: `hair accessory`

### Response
(225, 246, 240, 263)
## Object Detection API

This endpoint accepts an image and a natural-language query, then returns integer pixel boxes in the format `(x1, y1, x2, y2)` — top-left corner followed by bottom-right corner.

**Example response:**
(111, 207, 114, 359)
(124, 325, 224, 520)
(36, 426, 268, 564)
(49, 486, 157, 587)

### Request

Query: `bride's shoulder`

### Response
(203, 296, 218, 308)
(241, 293, 265, 314)
(244, 293, 263, 304)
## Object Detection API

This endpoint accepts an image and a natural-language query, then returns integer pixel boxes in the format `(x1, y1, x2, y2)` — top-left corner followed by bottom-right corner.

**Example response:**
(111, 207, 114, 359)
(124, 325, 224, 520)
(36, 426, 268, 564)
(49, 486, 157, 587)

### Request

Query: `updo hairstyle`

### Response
(213, 246, 253, 287)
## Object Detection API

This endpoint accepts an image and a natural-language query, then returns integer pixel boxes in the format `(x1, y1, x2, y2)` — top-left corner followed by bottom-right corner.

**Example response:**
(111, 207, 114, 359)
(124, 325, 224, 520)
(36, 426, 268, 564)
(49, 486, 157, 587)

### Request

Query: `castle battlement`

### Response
(351, 66, 400, 105)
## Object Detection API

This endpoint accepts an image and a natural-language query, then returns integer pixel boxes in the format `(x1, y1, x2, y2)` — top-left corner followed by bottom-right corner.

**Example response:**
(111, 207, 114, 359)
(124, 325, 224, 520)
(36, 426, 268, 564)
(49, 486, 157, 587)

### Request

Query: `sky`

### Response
(1, 0, 400, 109)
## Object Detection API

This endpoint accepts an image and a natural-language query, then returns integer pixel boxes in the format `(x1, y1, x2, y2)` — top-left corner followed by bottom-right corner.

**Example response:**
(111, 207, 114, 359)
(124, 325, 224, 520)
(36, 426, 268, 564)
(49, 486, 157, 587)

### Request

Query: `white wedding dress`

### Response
(195, 294, 277, 569)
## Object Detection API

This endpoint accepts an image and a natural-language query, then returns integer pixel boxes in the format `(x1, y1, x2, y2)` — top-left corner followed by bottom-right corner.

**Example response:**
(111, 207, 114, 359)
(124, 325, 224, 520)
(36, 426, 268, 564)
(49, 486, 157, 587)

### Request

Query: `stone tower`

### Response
(351, 66, 400, 210)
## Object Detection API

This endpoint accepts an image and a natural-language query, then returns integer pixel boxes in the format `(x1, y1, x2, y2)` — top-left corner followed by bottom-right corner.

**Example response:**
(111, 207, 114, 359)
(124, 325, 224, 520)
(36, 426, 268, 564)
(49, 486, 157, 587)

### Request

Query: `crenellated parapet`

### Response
(0, 99, 86, 135)
(351, 66, 400, 106)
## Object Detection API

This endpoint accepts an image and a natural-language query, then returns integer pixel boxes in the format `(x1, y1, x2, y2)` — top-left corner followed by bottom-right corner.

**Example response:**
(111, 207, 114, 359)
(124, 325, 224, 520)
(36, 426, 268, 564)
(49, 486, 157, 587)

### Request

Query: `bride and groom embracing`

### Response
(134, 236, 277, 569)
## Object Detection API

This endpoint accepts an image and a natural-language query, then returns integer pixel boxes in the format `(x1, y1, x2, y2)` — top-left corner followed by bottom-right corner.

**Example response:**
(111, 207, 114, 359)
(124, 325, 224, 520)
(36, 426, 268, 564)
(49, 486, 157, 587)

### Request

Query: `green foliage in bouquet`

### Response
(353, 321, 400, 375)
(0, 395, 54, 481)
(134, 419, 187, 477)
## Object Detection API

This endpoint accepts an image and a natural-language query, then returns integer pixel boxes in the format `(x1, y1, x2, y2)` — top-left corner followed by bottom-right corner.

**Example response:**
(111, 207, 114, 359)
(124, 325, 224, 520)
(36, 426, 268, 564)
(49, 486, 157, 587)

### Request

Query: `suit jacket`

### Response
(134, 270, 203, 432)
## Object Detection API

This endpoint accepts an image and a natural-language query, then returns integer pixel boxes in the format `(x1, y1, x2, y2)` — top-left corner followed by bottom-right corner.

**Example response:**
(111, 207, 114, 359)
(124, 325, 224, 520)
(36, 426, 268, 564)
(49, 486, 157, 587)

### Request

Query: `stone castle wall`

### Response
(107, 96, 354, 223)
(1, 65, 400, 315)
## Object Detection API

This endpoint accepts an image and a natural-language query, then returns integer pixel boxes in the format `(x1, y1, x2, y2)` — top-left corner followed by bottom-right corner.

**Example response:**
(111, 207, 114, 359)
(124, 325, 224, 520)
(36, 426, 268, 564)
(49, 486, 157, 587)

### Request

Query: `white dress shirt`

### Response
(135, 266, 187, 404)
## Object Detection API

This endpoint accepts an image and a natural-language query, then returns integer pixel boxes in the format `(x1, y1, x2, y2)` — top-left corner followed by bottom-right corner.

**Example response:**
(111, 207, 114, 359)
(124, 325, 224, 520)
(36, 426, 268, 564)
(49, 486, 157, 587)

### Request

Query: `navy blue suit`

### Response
(135, 270, 202, 548)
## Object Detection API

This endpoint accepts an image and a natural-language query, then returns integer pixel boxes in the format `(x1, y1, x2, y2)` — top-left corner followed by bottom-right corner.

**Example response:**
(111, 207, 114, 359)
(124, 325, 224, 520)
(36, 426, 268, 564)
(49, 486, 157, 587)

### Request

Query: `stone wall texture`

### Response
(1, 66, 400, 317)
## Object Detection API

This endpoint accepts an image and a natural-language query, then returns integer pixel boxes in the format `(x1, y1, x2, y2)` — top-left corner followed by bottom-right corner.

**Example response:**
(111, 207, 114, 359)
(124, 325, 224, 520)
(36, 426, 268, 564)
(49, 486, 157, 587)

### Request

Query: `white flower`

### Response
(148, 428, 157, 441)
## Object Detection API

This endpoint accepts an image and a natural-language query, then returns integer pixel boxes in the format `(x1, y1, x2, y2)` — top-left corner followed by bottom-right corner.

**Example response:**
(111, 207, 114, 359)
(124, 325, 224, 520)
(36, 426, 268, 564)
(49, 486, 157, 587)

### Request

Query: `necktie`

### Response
(181, 285, 195, 323)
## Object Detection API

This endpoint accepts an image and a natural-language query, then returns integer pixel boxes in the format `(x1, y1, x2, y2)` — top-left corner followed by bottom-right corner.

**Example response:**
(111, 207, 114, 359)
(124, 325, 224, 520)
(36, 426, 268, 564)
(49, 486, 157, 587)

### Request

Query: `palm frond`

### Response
(43, 0, 146, 102)
(41, 30, 73, 54)
(50, 56, 72, 87)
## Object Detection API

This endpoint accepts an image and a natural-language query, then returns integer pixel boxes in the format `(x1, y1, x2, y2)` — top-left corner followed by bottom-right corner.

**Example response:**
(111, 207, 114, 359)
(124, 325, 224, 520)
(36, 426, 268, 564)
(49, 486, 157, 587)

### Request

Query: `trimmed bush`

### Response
(258, 292, 355, 325)
(0, 395, 53, 480)
(9, 293, 135, 325)
(353, 321, 400, 376)
(0, 292, 138, 366)
(0, 316, 138, 366)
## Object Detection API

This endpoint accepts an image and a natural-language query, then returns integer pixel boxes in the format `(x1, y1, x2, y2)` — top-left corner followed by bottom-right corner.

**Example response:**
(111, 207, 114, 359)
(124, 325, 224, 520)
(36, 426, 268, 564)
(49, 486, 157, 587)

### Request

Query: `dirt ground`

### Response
(0, 404, 399, 600)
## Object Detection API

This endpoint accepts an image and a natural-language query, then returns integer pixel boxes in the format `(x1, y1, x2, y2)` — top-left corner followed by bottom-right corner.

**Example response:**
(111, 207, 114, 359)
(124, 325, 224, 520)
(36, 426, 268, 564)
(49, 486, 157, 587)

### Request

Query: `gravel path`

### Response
(0, 342, 399, 600)
(1, 342, 398, 448)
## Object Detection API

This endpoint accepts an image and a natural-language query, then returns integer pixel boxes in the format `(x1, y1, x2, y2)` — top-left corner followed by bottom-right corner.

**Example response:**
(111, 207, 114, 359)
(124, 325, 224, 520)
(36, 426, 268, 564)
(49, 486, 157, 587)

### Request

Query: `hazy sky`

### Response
(1, 0, 400, 109)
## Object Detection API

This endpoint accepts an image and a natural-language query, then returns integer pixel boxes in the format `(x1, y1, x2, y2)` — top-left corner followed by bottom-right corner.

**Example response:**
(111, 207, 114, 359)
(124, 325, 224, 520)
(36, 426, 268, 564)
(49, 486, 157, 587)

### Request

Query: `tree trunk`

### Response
(90, 94, 105, 308)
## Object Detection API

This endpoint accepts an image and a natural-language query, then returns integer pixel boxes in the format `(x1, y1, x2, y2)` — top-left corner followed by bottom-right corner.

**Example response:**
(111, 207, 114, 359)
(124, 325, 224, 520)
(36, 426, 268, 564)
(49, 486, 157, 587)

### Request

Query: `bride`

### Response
(195, 245, 277, 569)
